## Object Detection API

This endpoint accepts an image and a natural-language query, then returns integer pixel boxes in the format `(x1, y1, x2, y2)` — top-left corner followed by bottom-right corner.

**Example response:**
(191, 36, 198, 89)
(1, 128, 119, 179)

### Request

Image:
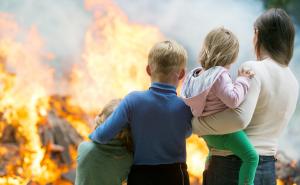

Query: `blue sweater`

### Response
(90, 82, 193, 165)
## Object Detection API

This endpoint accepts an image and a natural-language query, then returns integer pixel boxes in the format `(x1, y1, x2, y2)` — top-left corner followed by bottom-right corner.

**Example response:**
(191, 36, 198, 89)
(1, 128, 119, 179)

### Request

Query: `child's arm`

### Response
(192, 62, 261, 136)
(212, 71, 251, 108)
(89, 97, 131, 144)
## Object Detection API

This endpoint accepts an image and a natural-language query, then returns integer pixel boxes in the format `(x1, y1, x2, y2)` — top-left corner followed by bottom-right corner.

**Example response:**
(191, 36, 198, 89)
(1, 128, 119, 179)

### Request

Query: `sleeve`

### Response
(212, 71, 250, 108)
(89, 96, 131, 144)
(192, 64, 261, 136)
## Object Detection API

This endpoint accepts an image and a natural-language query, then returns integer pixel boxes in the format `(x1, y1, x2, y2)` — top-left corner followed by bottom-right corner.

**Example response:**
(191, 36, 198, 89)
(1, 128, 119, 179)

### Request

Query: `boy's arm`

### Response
(213, 71, 250, 108)
(192, 74, 261, 136)
(89, 97, 131, 144)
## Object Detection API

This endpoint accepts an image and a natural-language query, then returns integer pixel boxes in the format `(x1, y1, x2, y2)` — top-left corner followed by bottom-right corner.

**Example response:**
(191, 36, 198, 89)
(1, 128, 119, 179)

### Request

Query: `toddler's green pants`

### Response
(203, 131, 259, 185)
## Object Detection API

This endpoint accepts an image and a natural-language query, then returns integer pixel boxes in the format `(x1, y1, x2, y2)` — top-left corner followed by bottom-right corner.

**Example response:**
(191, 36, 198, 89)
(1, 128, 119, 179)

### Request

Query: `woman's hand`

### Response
(238, 67, 255, 79)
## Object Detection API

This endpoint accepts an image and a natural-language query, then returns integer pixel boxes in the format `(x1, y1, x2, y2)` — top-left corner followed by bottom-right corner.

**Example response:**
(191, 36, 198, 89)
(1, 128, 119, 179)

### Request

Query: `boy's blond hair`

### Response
(199, 27, 239, 69)
(148, 40, 187, 80)
(94, 99, 132, 152)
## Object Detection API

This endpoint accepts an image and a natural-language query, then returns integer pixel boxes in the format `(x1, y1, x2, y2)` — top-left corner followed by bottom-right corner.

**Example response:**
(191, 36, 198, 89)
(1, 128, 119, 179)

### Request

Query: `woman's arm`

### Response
(192, 69, 261, 136)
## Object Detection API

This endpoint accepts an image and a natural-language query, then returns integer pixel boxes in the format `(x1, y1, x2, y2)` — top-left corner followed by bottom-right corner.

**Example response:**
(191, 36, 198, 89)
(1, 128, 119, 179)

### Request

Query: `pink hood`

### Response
(181, 66, 226, 117)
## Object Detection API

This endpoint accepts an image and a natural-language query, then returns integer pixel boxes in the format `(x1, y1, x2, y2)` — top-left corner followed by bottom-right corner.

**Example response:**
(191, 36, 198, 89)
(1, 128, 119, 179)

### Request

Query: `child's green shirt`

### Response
(75, 140, 132, 185)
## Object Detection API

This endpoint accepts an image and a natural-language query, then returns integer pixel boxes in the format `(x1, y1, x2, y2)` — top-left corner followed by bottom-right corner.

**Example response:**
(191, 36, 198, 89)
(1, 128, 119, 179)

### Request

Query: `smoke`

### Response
(0, 0, 91, 73)
(0, 0, 299, 158)
(114, 0, 263, 71)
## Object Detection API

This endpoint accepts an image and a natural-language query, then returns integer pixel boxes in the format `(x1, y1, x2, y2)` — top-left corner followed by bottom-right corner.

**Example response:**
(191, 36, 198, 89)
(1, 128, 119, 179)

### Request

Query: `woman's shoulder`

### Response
(239, 60, 266, 77)
(240, 60, 261, 69)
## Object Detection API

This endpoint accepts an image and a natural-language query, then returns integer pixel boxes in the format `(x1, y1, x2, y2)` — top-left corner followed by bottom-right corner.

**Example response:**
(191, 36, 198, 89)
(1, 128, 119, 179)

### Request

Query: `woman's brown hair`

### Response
(254, 8, 295, 65)
(94, 99, 133, 152)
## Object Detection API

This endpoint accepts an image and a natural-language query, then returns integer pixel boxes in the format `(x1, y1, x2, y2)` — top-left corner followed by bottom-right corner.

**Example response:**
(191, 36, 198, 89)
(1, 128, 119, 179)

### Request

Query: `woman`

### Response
(192, 8, 299, 185)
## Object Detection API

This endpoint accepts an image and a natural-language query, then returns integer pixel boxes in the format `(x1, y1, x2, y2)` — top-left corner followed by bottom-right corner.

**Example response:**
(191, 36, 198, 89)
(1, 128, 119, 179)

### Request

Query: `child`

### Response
(181, 27, 258, 185)
(75, 99, 133, 185)
(90, 40, 193, 185)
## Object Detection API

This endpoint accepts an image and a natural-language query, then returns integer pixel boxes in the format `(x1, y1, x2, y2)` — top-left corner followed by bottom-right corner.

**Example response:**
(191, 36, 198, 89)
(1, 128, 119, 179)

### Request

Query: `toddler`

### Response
(181, 27, 258, 185)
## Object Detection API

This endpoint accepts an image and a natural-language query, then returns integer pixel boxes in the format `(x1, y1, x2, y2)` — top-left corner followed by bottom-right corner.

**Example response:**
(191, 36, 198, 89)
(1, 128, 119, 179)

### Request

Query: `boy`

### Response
(90, 40, 193, 185)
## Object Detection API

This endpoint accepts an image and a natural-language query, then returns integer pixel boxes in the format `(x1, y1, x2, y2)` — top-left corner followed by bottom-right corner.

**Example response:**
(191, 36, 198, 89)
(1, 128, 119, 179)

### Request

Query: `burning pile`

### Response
(0, 13, 61, 184)
(0, 13, 91, 184)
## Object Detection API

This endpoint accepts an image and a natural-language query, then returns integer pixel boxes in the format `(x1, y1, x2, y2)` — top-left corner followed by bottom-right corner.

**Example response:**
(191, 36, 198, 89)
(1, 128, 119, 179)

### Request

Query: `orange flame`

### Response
(186, 136, 209, 183)
(0, 14, 60, 185)
(69, 0, 163, 114)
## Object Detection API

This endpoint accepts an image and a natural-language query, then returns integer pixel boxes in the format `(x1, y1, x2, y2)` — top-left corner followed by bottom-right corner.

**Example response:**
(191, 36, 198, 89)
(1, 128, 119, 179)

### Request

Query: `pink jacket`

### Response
(181, 66, 250, 117)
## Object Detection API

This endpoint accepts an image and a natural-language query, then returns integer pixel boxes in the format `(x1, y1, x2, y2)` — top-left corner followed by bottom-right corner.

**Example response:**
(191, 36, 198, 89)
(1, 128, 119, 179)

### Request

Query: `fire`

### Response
(186, 136, 209, 183)
(277, 179, 297, 185)
(277, 180, 284, 185)
(0, 14, 60, 184)
(69, 0, 163, 114)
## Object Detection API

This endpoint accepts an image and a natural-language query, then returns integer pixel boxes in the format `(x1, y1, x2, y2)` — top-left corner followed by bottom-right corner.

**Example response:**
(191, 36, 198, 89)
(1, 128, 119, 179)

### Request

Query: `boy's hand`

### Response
(238, 67, 255, 79)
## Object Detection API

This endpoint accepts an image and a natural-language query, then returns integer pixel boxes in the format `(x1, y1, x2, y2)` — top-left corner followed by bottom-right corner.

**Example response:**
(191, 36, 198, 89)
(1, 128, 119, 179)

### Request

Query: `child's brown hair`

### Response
(199, 27, 239, 70)
(94, 99, 132, 152)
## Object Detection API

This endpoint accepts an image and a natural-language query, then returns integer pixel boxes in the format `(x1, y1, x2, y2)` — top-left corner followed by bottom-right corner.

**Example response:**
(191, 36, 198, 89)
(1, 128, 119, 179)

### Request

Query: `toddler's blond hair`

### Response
(148, 40, 187, 80)
(199, 27, 239, 69)
(94, 99, 132, 152)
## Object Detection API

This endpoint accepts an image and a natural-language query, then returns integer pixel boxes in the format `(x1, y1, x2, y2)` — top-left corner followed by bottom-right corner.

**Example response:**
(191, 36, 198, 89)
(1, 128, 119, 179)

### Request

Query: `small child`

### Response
(181, 27, 258, 185)
(75, 99, 133, 185)
(90, 40, 193, 185)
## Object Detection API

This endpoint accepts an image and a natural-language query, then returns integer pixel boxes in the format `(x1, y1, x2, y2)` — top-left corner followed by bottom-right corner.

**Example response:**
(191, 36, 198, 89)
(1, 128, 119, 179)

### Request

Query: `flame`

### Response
(69, 0, 164, 114)
(186, 136, 209, 183)
(0, 15, 60, 184)
(277, 180, 284, 185)
(277, 179, 296, 185)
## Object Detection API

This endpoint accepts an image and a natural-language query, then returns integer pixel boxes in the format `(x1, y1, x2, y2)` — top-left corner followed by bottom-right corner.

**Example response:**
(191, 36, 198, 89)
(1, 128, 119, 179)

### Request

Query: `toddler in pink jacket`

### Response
(181, 27, 258, 185)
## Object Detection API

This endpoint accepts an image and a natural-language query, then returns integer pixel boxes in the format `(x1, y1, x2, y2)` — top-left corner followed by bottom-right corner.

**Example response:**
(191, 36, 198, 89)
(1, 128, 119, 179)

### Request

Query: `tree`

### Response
(263, 0, 300, 24)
